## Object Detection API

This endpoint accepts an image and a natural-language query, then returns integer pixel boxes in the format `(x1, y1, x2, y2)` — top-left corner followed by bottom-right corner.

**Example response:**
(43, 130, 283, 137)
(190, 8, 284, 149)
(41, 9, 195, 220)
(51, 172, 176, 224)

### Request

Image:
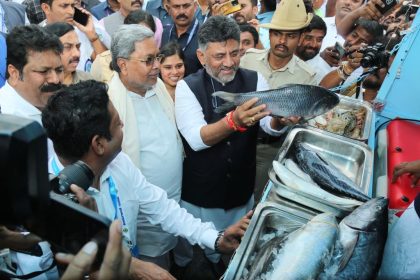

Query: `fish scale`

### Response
(212, 84, 339, 119)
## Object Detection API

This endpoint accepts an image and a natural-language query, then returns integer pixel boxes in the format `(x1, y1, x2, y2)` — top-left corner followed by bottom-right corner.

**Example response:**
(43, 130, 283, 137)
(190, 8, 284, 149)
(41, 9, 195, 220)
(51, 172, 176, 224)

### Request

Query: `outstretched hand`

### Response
(392, 160, 420, 187)
(217, 210, 253, 254)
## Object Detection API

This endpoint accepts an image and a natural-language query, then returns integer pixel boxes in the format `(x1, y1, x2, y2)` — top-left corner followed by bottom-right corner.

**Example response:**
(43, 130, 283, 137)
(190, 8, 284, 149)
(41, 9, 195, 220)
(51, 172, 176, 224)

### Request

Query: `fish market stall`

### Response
(223, 10, 420, 279)
(225, 125, 375, 279)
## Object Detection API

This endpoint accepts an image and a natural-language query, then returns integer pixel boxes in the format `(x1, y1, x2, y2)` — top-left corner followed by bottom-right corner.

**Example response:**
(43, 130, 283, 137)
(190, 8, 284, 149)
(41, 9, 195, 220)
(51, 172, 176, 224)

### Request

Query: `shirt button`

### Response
(226, 141, 231, 146)
(227, 158, 232, 163)
(227, 173, 231, 178)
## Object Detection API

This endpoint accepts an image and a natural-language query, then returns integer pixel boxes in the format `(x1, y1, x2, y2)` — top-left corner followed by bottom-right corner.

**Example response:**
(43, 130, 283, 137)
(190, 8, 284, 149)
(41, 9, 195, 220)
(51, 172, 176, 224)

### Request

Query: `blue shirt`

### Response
(257, 11, 274, 24)
(91, 1, 115, 20)
(146, 0, 173, 27)
(0, 34, 6, 88)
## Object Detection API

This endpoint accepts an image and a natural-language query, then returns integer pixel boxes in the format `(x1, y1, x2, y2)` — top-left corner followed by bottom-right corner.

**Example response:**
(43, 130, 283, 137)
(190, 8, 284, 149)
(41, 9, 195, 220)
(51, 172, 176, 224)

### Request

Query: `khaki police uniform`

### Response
(240, 48, 317, 89)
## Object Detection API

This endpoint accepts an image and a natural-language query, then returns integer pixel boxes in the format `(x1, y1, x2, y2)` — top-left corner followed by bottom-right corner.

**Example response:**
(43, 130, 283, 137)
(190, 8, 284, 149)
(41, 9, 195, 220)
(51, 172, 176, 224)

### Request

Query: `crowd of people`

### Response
(0, 0, 418, 278)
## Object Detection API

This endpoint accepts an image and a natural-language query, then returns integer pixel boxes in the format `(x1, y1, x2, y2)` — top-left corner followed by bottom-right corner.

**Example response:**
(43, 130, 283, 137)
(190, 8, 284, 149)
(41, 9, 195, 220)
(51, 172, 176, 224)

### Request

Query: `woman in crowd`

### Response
(159, 42, 185, 101)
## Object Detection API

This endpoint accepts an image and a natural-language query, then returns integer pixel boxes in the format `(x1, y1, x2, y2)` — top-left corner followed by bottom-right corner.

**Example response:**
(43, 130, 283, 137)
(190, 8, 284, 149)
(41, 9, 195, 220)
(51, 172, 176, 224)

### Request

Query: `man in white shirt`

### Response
(0, 24, 62, 280)
(107, 24, 183, 270)
(319, 19, 383, 97)
(319, 0, 364, 52)
(0, 25, 64, 159)
(42, 80, 251, 280)
(40, 0, 110, 72)
(174, 16, 284, 274)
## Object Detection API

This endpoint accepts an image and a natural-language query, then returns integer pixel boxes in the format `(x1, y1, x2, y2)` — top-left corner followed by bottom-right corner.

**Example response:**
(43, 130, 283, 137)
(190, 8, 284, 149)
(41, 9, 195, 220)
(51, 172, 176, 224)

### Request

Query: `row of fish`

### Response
(245, 198, 388, 280)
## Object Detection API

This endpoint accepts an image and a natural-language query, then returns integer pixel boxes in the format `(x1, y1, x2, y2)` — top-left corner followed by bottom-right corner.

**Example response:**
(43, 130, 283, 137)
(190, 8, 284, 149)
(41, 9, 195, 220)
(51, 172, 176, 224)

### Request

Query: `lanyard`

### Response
(107, 176, 139, 257)
(51, 158, 139, 257)
(168, 19, 198, 51)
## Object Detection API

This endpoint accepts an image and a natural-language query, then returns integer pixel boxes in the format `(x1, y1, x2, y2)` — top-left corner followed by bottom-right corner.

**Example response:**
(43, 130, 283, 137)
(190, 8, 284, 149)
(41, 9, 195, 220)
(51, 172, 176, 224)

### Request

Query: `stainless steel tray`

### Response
(224, 202, 315, 280)
(276, 126, 373, 193)
(268, 169, 351, 218)
(307, 95, 373, 141)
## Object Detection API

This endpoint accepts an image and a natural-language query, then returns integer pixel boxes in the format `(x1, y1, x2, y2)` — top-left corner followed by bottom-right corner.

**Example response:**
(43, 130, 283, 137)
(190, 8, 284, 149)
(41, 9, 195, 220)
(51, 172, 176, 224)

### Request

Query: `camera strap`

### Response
(168, 19, 198, 51)
(107, 176, 139, 258)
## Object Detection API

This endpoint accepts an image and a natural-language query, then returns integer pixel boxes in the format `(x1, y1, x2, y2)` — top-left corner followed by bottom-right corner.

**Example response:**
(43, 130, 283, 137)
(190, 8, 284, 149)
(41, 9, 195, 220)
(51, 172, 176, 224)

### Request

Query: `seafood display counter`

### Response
(224, 126, 374, 279)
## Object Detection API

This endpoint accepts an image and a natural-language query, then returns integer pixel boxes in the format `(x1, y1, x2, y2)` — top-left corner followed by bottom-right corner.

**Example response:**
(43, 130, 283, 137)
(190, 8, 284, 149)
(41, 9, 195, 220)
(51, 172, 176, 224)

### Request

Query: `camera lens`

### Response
(57, 161, 94, 194)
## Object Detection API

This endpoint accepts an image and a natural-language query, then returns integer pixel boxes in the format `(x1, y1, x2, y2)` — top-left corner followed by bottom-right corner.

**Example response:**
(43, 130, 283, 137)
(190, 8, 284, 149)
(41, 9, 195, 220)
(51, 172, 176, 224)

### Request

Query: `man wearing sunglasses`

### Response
(106, 24, 184, 273)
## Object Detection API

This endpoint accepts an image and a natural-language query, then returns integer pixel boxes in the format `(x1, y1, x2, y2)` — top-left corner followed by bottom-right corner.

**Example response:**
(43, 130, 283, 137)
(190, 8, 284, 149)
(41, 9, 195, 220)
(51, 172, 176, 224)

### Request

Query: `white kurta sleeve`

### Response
(175, 80, 211, 151)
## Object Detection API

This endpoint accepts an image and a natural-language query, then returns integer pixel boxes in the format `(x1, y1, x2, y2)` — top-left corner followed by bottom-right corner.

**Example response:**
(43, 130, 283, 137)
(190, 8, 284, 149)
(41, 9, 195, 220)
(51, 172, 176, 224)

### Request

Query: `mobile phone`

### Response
(46, 192, 110, 268)
(73, 7, 89, 26)
(376, 0, 399, 14)
(335, 42, 346, 59)
(219, 0, 242, 16)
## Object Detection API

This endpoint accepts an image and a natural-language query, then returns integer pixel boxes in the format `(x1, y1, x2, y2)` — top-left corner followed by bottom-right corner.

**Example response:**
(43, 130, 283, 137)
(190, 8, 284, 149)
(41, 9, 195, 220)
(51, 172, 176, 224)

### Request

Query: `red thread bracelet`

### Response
(225, 111, 247, 132)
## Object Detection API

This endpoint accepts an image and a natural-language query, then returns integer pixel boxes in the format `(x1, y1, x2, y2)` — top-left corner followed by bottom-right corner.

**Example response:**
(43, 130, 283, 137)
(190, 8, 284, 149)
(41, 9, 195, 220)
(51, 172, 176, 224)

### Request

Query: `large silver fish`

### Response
(212, 84, 339, 119)
(319, 197, 388, 280)
(295, 142, 370, 202)
(254, 213, 338, 280)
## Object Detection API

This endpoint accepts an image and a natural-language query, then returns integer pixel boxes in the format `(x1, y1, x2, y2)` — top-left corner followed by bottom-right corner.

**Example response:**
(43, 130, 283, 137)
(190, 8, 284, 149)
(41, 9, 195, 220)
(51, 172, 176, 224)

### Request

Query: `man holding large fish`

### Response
(240, 0, 320, 199)
(173, 15, 289, 270)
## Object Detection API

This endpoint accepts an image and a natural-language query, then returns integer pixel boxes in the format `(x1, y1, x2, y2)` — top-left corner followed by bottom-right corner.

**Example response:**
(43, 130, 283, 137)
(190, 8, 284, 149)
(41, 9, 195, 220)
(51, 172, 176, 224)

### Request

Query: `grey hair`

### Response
(198, 16, 240, 51)
(111, 24, 154, 73)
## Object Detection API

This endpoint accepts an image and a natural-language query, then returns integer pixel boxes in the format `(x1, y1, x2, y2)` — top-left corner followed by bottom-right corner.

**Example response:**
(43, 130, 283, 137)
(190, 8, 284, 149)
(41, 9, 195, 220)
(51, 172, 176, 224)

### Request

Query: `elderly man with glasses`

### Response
(107, 24, 184, 273)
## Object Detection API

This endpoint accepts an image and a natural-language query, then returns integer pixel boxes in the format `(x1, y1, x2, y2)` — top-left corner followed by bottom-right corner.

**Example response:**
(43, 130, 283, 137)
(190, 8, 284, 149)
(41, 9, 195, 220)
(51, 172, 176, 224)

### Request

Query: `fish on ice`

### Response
(264, 213, 338, 280)
(212, 84, 339, 119)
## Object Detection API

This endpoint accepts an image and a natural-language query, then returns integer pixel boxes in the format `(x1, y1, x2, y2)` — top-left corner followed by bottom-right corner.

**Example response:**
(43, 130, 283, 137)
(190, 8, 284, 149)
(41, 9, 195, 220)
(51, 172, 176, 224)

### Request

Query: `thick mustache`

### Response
(176, 14, 188, 20)
(304, 47, 318, 52)
(275, 44, 289, 51)
(220, 65, 238, 72)
(40, 83, 64, 93)
(69, 58, 80, 64)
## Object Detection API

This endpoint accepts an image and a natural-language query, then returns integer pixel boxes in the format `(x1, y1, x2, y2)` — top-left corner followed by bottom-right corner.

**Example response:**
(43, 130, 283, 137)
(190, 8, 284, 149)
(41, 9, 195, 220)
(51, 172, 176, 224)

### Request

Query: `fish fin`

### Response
(337, 234, 359, 272)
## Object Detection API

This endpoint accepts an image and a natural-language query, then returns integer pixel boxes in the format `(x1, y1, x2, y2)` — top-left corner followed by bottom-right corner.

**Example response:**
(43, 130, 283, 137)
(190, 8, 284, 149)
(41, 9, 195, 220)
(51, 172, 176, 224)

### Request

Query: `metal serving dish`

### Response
(307, 95, 373, 141)
(269, 126, 373, 215)
(224, 202, 315, 280)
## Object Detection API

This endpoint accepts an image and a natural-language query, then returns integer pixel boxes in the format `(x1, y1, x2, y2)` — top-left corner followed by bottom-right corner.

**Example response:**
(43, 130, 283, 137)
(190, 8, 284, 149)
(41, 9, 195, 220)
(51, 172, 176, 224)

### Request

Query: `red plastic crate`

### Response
(387, 120, 420, 212)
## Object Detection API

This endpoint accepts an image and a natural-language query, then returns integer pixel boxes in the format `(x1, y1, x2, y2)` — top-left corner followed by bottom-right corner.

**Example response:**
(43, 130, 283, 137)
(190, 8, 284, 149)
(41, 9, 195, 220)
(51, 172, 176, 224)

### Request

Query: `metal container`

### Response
(307, 95, 373, 141)
(268, 169, 351, 217)
(269, 126, 373, 216)
(224, 202, 315, 280)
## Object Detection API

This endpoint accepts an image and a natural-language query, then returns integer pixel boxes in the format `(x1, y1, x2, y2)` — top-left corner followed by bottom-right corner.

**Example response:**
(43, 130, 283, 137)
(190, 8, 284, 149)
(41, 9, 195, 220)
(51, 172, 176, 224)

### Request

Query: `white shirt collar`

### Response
(2, 81, 42, 118)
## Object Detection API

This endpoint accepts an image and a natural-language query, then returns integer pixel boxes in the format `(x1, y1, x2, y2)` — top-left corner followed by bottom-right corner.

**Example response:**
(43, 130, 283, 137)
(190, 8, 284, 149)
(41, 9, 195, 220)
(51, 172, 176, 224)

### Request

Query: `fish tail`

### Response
(212, 91, 236, 102)
(212, 91, 237, 113)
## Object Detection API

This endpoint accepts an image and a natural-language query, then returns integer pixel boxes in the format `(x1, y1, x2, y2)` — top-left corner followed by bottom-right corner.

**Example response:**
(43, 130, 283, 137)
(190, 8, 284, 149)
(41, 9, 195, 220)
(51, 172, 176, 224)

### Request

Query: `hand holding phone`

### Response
(334, 42, 346, 59)
(73, 7, 89, 26)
